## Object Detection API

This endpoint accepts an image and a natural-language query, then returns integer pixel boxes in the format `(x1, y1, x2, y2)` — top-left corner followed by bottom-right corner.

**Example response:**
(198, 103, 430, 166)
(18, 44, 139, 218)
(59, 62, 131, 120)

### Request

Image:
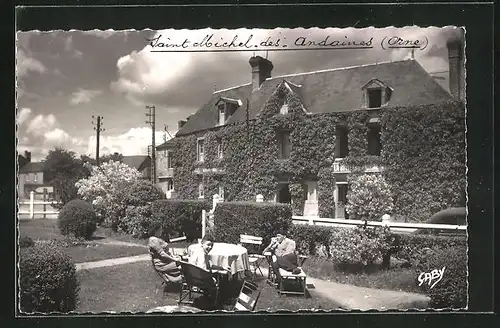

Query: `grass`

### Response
(303, 256, 422, 294)
(75, 260, 343, 313)
(18, 219, 149, 263)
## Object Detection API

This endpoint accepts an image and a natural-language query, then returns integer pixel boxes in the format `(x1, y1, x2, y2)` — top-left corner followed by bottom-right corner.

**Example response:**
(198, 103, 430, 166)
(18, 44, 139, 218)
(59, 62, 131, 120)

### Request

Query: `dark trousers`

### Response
(271, 253, 298, 282)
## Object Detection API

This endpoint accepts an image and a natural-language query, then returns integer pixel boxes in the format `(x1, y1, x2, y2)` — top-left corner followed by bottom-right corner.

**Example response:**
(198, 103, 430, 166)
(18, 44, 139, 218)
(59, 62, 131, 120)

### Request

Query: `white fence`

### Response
(201, 194, 467, 236)
(18, 191, 60, 219)
(292, 216, 467, 234)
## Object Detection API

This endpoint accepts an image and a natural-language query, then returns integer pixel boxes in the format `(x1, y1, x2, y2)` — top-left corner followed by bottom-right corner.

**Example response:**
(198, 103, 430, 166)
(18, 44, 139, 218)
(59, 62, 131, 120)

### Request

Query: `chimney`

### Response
(178, 120, 187, 129)
(447, 28, 465, 101)
(24, 151, 31, 163)
(249, 56, 273, 91)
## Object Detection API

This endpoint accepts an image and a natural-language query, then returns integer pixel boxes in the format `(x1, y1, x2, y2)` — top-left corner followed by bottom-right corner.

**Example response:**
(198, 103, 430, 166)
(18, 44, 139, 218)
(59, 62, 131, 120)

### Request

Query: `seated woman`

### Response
(263, 233, 301, 284)
(148, 236, 183, 283)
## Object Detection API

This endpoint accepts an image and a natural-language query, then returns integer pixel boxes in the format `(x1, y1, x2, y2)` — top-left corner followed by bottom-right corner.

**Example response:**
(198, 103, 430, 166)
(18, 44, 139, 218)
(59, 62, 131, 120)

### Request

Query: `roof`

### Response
(156, 138, 176, 150)
(19, 162, 44, 173)
(176, 59, 453, 136)
(122, 156, 151, 171)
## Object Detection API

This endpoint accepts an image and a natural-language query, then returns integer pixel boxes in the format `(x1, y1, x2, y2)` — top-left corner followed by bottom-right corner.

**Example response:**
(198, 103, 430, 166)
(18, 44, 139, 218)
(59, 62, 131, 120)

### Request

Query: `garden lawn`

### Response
(76, 261, 343, 313)
(302, 256, 421, 294)
(18, 219, 149, 263)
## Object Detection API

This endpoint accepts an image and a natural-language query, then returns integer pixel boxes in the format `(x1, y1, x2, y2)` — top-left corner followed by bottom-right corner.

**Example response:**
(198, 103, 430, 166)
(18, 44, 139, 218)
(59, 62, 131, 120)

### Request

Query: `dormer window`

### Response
(216, 97, 242, 126)
(362, 79, 393, 109)
(367, 89, 382, 108)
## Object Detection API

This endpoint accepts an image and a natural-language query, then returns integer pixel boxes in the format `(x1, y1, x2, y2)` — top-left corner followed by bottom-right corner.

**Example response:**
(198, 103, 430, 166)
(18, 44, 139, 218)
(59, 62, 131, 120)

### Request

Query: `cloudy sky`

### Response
(16, 26, 462, 162)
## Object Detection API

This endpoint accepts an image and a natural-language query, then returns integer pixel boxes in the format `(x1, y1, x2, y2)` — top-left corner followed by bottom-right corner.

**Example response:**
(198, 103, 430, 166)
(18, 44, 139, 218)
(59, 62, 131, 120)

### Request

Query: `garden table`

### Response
(209, 242, 250, 277)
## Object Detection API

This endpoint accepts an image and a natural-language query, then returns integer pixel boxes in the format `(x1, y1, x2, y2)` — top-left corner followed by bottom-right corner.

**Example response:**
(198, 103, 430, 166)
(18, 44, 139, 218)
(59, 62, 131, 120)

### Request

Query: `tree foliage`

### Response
(43, 148, 89, 209)
(75, 160, 142, 226)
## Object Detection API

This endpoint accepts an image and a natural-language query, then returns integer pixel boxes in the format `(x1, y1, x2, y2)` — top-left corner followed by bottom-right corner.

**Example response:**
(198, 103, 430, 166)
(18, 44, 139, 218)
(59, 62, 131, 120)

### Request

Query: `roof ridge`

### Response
(213, 82, 251, 94)
(268, 59, 414, 81)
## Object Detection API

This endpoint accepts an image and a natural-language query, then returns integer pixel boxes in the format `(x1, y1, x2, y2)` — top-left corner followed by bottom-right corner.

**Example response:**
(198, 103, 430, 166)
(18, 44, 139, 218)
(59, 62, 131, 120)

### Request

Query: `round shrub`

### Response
(345, 173, 394, 221)
(419, 247, 467, 309)
(329, 226, 393, 270)
(19, 243, 79, 313)
(120, 205, 160, 238)
(114, 179, 165, 234)
(19, 235, 35, 248)
(57, 199, 98, 240)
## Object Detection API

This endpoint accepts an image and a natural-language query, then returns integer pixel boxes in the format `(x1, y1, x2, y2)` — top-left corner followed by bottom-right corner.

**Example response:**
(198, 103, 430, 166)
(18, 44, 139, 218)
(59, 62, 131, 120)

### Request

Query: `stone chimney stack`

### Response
(24, 150, 31, 162)
(446, 28, 465, 101)
(249, 56, 273, 91)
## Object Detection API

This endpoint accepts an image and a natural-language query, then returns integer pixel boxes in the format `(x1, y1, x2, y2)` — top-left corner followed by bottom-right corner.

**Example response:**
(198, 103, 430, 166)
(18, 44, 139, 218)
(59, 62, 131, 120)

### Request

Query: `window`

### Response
(24, 174, 29, 182)
(218, 185, 224, 200)
(197, 138, 205, 162)
(337, 184, 348, 204)
(198, 183, 204, 198)
(335, 125, 349, 158)
(367, 124, 382, 156)
(217, 139, 223, 159)
(218, 104, 225, 125)
(167, 178, 174, 191)
(28, 173, 34, 181)
(278, 131, 291, 159)
(166, 150, 173, 169)
(34, 173, 38, 182)
(280, 103, 289, 115)
(367, 88, 382, 108)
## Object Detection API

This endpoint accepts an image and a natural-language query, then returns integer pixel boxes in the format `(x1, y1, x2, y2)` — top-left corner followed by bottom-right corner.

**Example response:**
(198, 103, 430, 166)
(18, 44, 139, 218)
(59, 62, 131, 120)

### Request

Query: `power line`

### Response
(91, 115, 104, 166)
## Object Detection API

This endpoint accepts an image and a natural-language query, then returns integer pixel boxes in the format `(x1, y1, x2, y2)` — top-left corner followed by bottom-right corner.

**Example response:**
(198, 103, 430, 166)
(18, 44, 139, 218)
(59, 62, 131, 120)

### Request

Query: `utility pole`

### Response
(92, 115, 104, 166)
(145, 105, 156, 184)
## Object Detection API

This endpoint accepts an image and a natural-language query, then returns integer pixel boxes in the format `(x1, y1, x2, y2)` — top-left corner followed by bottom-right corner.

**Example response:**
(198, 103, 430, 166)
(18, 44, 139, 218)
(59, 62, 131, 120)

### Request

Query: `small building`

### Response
(121, 155, 151, 180)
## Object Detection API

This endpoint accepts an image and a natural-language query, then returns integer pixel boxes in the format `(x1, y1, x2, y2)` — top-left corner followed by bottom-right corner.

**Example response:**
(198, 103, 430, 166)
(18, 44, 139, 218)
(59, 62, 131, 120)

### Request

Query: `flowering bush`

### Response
(329, 226, 393, 269)
(346, 173, 394, 221)
(119, 205, 160, 238)
(75, 160, 142, 227)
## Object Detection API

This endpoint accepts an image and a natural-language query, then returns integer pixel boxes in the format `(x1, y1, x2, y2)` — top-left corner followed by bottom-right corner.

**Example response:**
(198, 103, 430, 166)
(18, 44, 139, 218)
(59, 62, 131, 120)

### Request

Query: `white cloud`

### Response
(85, 127, 165, 157)
(17, 108, 32, 125)
(26, 114, 57, 136)
(64, 35, 83, 59)
(16, 49, 47, 77)
(70, 88, 103, 105)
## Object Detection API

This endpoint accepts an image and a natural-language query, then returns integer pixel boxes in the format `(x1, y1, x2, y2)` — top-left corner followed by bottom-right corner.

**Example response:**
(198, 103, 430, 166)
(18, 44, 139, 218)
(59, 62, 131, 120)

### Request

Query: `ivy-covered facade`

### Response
(156, 39, 465, 222)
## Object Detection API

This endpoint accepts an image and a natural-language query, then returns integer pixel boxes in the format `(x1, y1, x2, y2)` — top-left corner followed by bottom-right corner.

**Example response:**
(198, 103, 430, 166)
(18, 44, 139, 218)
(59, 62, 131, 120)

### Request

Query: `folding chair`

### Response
(278, 253, 308, 298)
(234, 280, 262, 311)
(169, 235, 189, 261)
(149, 251, 176, 294)
(239, 234, 265, 278)
(178, 260, 221, 308)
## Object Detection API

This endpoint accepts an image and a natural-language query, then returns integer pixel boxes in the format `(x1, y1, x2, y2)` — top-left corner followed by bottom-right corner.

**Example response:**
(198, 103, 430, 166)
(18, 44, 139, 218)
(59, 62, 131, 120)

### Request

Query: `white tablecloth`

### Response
(209, 243, 250, 275)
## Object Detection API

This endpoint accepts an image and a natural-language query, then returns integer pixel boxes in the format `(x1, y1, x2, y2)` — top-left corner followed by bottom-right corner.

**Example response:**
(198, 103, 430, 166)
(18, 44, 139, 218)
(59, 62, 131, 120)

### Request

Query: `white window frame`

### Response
(198, 183, 204, 199)
(218, 104, 226, 125)
(33, 173, 38, 182)
(197, 138, 205, 163)
(166, 150, 173, 169)
(167, 178, 174, 191)
(218, 185, 224, 201)
(280, 103, 289, 115)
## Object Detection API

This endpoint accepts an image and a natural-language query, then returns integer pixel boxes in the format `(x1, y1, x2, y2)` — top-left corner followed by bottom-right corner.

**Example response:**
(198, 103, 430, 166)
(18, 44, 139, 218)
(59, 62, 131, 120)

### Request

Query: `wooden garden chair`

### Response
(234, 280, 262, 311)
(177, 260, 222, 308)
(239, 234, 265, 278)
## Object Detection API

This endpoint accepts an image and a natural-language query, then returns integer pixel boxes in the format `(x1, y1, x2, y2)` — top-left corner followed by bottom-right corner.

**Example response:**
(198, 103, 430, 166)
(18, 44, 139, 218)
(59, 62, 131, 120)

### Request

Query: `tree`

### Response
(75, 160, 142, 228)
(345, 173, 394, 221)
(101, 152, 124, 164)
(43, 148, 89, 209)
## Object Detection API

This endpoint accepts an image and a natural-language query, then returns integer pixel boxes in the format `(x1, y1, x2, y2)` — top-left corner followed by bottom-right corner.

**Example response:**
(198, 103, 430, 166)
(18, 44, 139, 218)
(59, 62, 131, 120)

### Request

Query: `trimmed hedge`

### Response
(19, 235, 35, 248)
(211, 201, 293, 248)
(19, 243, 79, 313)
(288, 224, 335, 256)
(391, 233, 467, 269)
(151, 199, 211, 241)
(419, 247, 468, 308)
(57, 199, 98, 240)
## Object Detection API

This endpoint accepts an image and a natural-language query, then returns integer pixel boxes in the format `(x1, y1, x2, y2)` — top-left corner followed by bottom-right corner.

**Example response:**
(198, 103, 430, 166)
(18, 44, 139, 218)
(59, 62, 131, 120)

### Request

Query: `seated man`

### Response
(148, 236, 183, 283)
(188, 237, 230, 273)
(263, 233, 301, 284)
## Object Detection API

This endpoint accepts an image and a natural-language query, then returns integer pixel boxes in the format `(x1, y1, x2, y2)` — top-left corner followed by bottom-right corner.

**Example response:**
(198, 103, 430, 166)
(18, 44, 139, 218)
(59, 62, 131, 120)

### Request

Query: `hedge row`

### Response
(209, 201, 293, 251)
(151, 199, 211, 241)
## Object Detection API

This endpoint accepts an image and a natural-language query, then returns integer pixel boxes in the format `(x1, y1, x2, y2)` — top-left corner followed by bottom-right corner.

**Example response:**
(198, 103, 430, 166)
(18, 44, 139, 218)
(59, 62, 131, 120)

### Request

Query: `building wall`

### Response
(18, 172, 45, 198)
